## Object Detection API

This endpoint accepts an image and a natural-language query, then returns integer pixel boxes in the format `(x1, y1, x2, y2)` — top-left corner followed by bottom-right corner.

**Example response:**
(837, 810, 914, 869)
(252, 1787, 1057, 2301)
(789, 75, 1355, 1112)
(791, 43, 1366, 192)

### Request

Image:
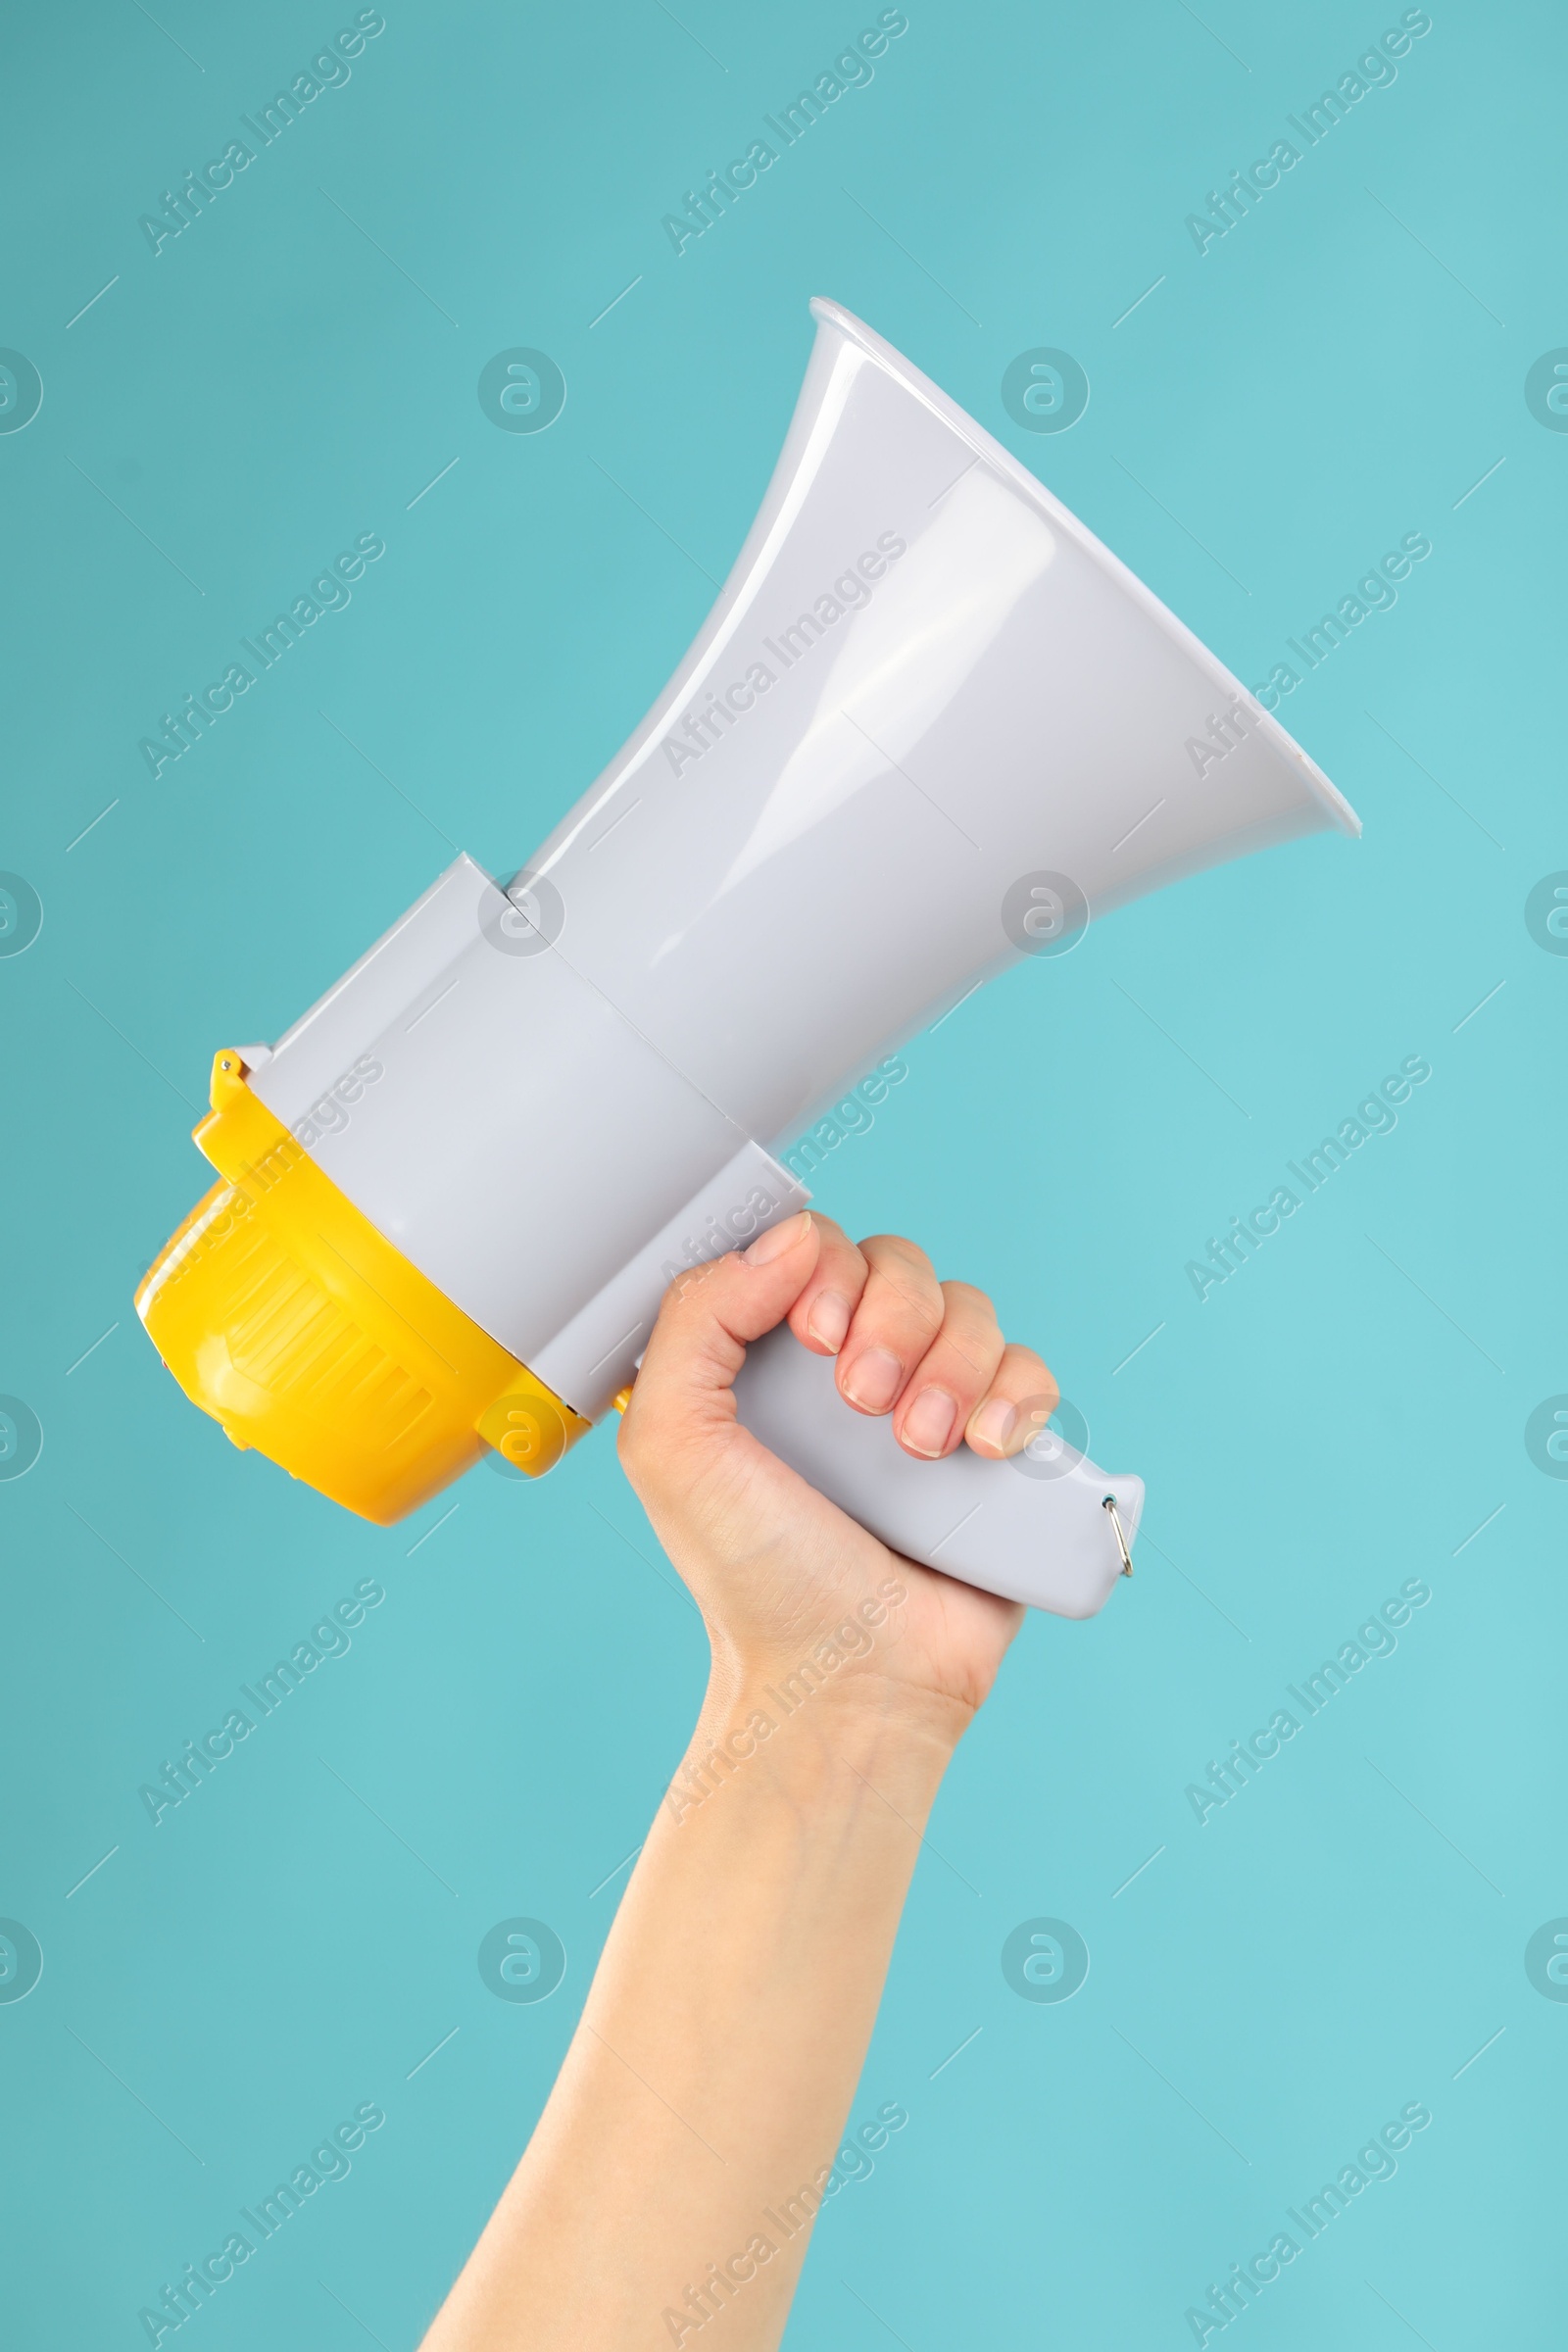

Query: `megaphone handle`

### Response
(729, 1326, 1144, 1621)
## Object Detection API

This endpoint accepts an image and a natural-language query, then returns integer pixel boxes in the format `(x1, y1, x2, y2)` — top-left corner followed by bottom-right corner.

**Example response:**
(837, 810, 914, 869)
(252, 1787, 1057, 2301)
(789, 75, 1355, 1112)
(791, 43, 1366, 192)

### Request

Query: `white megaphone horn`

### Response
(137, 298, 1357, 1619)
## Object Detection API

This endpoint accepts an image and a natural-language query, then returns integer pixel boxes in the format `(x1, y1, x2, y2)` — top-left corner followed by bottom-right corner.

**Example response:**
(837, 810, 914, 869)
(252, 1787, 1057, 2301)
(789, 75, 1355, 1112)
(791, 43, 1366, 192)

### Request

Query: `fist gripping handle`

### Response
(731, 1325, 1144, 1620)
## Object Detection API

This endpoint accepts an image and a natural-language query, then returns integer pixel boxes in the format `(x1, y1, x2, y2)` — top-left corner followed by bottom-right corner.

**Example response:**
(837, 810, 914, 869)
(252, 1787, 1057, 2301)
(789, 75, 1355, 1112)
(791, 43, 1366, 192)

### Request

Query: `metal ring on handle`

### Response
(1102, 1494, 1134, 1576)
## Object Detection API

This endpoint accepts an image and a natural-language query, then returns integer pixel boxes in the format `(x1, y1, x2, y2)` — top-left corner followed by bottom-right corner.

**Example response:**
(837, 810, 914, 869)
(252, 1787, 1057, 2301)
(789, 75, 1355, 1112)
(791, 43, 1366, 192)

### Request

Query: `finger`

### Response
(963, 1343, 1061, 1458)
(892, 1281, 1005, 1459)
(783, 1214, 870, 1357)
(835, 1234, 945, 1419)
(625, 1212, 819, 1455)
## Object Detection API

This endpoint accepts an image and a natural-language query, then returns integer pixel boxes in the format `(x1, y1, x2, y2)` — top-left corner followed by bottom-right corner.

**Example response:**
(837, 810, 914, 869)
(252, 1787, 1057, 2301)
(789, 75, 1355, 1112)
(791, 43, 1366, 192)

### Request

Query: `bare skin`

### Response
(419, 1211, 1057, 2351)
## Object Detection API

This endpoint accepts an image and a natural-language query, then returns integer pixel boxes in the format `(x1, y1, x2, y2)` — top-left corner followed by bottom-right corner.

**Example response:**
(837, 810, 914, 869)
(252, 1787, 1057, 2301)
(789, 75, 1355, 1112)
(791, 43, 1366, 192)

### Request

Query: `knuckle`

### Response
(862, 1232, 936, 1281)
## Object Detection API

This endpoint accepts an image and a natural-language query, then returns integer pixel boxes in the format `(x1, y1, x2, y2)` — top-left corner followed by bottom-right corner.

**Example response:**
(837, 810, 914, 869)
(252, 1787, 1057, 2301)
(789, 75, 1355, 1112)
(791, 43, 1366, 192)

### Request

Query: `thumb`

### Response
(635, 1211, 820, 1418)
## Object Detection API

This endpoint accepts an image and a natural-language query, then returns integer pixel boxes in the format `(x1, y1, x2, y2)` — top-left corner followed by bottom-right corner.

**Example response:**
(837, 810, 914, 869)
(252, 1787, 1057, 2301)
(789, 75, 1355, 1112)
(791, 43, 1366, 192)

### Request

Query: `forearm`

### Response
(421, 1646, 965, 2350)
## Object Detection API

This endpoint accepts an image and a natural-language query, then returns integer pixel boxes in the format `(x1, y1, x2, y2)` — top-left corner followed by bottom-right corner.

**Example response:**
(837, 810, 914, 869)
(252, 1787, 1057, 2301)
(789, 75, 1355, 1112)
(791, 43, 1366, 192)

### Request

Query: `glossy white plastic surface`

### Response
(733, 1327, 1143, 1618)
(241, 297, 1358, 1611)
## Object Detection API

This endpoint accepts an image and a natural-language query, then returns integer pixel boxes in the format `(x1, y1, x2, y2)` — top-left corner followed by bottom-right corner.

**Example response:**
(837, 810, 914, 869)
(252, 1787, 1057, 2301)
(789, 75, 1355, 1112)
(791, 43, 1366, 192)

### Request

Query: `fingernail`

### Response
(842, 1347, 904, 1413)
(807, 1290, 853, 1351)
(969, 1397, 1018, 1455)
(902, 1387, 957, 1457)
(743, 1211, 812, 1267)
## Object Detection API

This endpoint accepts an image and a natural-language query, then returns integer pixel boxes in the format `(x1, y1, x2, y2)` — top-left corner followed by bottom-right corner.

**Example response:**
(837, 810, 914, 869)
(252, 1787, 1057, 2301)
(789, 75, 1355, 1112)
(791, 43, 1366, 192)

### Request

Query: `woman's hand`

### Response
(618, 1209, 1059, 1733)
(424, 1211, 1058, 2352)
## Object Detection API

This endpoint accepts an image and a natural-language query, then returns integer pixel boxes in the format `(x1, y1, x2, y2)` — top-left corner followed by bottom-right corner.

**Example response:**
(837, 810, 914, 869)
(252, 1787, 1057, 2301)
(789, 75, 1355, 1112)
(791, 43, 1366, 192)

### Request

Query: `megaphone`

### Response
(137, 298, 1357, 1619)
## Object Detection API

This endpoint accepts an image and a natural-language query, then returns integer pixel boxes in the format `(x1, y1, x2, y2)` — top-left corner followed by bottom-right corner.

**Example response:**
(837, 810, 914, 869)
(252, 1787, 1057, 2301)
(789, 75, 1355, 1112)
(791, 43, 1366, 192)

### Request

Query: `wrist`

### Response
(684, 1650, 966, 1812)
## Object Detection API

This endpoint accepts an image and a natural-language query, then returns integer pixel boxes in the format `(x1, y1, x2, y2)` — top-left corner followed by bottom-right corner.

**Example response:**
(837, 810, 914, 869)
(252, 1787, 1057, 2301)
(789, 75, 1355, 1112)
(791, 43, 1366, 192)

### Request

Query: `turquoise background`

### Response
(2, 0, 1563, 2343)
